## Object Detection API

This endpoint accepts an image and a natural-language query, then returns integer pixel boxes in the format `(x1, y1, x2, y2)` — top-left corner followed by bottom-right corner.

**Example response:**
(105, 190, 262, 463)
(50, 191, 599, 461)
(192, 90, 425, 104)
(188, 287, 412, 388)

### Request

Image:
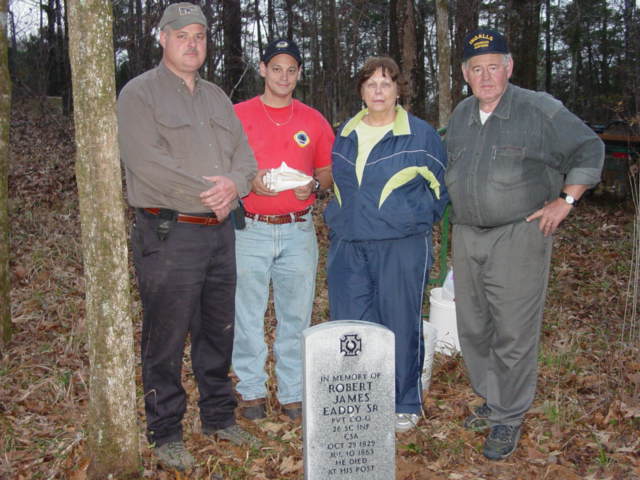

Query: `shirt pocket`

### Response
(155, 111, 193, 162)
(209, 114, 236, 170)
(489, 145, 527, 189)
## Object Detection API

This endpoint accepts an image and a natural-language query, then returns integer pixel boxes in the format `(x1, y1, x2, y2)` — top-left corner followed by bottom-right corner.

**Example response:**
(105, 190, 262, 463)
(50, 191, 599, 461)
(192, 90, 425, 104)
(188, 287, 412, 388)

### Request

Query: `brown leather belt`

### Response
(144, 208, 220, 225)
(245, 207, 311, 225)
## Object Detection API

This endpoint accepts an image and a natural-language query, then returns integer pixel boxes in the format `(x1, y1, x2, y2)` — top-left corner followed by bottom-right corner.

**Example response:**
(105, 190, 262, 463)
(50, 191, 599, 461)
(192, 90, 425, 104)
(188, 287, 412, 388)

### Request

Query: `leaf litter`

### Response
(0, 99, 638, 479)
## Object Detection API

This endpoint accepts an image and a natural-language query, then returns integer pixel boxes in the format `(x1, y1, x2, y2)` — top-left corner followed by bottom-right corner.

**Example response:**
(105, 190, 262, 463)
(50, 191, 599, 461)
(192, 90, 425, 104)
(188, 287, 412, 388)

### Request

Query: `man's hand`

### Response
(293, 179, 314, 201)
(525, 199, 573, 237)
(213, 204, 232, 221)
(251, 170, 278, 196)
(526, 184, 588, 237)
(200, 176, 238, 218)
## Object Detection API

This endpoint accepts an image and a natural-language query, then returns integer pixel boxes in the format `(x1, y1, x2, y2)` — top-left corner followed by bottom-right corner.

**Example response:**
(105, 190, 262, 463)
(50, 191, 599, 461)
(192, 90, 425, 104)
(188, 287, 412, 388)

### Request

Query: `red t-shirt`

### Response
(234, 96, 334, 214)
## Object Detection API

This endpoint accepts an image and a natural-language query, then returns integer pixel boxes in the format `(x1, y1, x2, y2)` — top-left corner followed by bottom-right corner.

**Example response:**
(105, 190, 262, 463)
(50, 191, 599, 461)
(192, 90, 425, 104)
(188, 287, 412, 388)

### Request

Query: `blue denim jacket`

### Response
(445, 83, 603, 227)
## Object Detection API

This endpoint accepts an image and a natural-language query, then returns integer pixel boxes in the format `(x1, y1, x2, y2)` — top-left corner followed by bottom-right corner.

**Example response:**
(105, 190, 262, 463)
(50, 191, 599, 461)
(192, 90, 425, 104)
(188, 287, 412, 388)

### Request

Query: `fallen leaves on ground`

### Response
(0, 98, 639, 479)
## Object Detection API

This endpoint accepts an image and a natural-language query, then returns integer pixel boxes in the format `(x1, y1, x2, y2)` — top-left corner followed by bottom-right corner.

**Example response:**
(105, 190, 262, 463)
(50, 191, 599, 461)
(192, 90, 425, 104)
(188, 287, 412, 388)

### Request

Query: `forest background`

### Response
(7, 0, 640, 127)
(1, 0, 640, 479)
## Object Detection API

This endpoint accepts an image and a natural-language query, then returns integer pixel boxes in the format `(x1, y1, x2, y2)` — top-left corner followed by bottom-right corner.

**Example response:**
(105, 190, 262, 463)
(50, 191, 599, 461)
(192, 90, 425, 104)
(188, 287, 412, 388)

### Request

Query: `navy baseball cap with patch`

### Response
(462, 28, 509, 61)
(262, 39, 302, 65)
(158, 2, 207, 30)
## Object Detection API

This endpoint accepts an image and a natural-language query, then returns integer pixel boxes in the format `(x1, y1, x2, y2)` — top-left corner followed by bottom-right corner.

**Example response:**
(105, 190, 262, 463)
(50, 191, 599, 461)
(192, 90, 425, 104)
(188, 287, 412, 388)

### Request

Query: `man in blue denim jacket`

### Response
(445, 28, 603, 460)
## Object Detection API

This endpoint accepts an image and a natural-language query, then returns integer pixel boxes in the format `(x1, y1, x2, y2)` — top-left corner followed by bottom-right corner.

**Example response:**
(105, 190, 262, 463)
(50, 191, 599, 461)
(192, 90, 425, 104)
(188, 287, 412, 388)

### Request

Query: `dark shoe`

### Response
(282, 402, 302, 421)
(240, 399, 267, 420)
(483, 424, 521, 460)
(464, 402, 491, 431)
(206, 423, 261, 448)
(155, 441, 195, 471)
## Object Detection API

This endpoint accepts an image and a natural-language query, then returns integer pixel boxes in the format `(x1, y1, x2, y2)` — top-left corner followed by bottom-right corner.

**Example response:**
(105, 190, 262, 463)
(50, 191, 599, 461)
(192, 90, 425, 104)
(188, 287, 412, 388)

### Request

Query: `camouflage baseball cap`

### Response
(158, 2, 207, 30)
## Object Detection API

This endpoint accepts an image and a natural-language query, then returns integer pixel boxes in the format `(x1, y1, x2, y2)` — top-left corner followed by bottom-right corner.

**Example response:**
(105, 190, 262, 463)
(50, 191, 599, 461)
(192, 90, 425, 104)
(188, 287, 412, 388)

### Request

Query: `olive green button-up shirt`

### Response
(117, 62, 256, 213)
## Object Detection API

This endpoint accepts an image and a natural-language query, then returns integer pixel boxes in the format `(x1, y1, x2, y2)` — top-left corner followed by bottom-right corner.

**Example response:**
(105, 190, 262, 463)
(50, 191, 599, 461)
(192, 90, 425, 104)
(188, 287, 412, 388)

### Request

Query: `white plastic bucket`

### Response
(428, 287, 460, 355)
(421, 321, 438, 391)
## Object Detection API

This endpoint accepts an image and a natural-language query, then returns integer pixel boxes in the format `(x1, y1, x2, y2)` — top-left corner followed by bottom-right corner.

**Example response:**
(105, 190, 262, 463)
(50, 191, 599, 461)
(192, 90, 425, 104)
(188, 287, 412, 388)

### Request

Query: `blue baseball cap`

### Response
(262, 39, 302, 65)
(462, 28, 509, 61)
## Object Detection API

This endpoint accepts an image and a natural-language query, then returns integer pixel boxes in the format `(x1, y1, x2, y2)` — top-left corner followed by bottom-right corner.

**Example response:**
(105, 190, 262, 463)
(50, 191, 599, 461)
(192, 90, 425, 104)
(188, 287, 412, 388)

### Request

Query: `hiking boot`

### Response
(206, 423, 261, 448)
(155, 441, 195, 471)
(282, 402, 302, 421)
(483, 424, 521, 460)
(464, 402, 491, 431)
(395, 413, 420, 433)
(240, 398, 267, 420)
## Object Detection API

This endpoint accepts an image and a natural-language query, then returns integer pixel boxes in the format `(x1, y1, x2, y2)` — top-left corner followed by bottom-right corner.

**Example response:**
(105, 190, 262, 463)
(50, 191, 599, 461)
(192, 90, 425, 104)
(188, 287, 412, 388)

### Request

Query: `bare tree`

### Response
(66, 1, 140, 477)
(0, 0, 11, 348)
(451, 0, 479, 106)
(544, 0, 552, 92)
(506, 0, 542, 90)
(223, 0, 245, 100)
(436, 0, 452, 128)
(399, 0, 417, 111)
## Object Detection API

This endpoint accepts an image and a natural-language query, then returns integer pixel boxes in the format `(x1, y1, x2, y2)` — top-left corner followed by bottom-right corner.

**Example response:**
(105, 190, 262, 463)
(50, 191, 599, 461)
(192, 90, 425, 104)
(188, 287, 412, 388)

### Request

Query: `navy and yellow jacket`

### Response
(324, 107, 449, 241)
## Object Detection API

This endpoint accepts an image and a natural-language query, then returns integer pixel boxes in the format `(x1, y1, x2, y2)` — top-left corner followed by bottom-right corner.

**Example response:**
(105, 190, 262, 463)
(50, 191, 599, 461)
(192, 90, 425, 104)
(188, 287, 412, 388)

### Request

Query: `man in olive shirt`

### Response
(445, 29, 603, 461)
(117, 3, 257, 471)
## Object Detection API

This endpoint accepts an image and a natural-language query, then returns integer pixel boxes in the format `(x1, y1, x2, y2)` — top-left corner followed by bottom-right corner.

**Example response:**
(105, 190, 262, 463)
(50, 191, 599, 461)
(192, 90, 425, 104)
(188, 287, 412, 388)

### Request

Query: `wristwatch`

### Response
(559, 192, 578, 206)
(312, 178, 321, 193)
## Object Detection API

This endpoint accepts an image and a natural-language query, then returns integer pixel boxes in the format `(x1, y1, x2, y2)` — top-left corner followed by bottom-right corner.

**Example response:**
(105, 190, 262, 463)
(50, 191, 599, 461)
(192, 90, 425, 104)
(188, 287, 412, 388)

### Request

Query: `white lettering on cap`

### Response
(178, 7, 195, 15)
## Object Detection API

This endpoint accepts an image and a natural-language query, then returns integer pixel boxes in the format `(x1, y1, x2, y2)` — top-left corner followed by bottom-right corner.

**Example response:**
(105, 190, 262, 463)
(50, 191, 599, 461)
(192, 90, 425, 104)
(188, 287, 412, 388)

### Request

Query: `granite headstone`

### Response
(302, 320, 395, 479)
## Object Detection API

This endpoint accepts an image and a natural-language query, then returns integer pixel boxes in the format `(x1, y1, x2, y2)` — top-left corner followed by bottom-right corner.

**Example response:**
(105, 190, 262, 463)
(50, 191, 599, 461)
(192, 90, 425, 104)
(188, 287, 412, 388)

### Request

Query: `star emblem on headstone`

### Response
(340, 333, 362, 357)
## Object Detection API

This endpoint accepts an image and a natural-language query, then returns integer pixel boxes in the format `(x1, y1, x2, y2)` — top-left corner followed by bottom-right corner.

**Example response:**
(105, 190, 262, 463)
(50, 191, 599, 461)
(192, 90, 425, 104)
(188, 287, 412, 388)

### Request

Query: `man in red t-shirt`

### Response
(233, 39, 334, 421)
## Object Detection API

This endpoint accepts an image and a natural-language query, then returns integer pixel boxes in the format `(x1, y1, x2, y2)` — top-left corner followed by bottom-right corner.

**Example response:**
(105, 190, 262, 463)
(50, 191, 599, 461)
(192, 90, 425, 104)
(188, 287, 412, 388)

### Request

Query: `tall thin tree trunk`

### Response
(506, 0, 542, 90)
(413, 0, 427, 119)
(285, 0, 296, 41)
(436, 0, 451, 128)
(321, 0, 338, 124)
(255, 0, 263, 55)
(66, 1, 140, 477)
(399, 0, 417, 112)
(0, 0, 11, 348)
(545, 0, 551, 92)
(267, 0, 275, 40)
(223, 0, 244, 101)
(451, 0, 479, 105)
(389, 0, 399, 60)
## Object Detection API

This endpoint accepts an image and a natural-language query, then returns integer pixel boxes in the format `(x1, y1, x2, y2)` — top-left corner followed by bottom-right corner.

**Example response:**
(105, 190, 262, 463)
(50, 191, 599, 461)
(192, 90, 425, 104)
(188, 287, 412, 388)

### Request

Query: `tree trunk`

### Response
(544, 0, 551, 92)
(321, 0, 338, 124)
(506, 0, 542, 90)
(0, 0, 11, 348)
(622, 0, 638, 116)
(399, 0, 417, 112)
(436, 0, 452, 128)
(66, 1, 140, 477)
(255, 0, 264, 56)
(412, 0, 427, 119)
(451, 0, 479, 105)
(267, 0, 275, 40)
(285, 0, 296, 41)
(61, 0, 72, 114)
(389, 0, 399, 60)
(223, 0, 244, 101)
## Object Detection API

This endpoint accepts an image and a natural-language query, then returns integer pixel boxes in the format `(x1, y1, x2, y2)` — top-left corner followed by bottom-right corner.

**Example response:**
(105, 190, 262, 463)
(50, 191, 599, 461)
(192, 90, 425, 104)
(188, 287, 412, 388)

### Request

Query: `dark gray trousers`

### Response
(452, 220, 553, 426)
(132, 209, 237, 447)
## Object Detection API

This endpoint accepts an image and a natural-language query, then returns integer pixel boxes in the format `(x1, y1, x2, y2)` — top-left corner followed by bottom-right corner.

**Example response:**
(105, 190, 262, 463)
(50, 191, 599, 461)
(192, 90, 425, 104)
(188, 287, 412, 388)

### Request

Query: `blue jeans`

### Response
(233, 210, 318, 405)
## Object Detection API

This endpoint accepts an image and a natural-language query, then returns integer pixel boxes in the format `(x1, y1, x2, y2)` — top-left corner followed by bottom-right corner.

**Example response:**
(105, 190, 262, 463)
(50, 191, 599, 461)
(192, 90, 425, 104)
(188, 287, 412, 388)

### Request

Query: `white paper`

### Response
(264, 161, 313, 192)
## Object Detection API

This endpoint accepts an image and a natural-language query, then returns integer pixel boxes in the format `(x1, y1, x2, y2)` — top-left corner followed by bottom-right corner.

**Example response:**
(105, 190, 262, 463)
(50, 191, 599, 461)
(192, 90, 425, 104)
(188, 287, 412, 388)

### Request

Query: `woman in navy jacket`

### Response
(324, 57, 448, 432)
